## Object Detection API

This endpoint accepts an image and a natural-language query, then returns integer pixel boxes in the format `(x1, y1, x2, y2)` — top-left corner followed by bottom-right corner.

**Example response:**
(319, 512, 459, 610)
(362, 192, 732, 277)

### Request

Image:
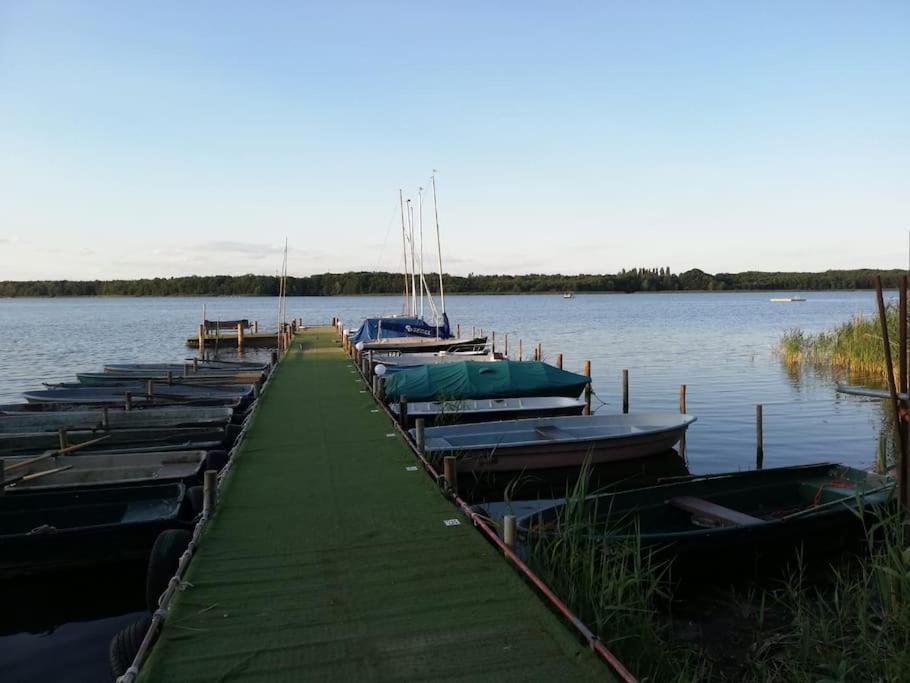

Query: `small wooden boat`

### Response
(0, 406, 234, 433)
(416, 413, 696, 473)
(2, 450, 217, 492)
(391, 396, 587, 427)
(77, 370, 264, 386)
(23, 383, 253, 406)
(517, 463, 892, 570)
(0, 482, 193, 579)
(0, 426, 227, 455)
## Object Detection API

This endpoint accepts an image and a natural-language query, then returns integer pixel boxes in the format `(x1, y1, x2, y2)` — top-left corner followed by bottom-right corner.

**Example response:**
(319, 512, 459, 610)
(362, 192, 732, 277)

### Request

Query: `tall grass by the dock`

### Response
(779, 306, 902, 380)
(522, 468, 910, 681)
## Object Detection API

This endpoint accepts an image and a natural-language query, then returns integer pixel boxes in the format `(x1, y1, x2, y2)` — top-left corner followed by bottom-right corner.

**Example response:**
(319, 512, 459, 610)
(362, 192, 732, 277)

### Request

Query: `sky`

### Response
(1, 1, 908, 279)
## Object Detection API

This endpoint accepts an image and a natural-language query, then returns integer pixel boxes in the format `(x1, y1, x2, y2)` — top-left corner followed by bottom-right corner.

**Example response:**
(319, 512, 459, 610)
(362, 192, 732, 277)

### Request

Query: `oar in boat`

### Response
(4, 433, 112, 472)
(2, 464, 74, 488)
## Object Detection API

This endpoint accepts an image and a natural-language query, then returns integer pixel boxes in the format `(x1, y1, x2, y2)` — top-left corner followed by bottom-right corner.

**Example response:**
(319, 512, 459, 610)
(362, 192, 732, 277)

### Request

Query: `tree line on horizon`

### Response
(0, 268, 906, 297)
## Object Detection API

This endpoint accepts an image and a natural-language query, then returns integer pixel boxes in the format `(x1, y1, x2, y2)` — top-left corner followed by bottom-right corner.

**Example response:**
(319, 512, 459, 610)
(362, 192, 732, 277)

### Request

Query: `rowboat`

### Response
(77, 371, 264, 386)
(0, 482, 193, 579)
(517, 463, 892, 569)
(383, 360, 590, 403)
(23, 383, 253, 406)
(1, 397, 243, 411)
(415, 413, 696, 473)
(104, 361, 268, 373)
(0, 406, 234, 433)
(391, 396, 587, 427)
(2, 450, 216, 493)
(0, 426, 227, 455)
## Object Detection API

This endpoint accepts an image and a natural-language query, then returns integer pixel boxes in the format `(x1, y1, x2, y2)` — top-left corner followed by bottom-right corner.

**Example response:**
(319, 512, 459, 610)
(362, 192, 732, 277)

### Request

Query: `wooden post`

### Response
(415, 418, 425, 453)
(124, 392, 132, 411)
(372, 376, 379, 397)
(271, 351, 278, 366)
(900, 276, 909, 510)
(58, 428, 68, 451)
(536, 342, 542, 362)
(146, 380, 154, 398)
(102, 407, 109, 430)
(398, 396, 408, 428)
(518, 339, 523, 361)
(679, 384, 687, 461)
(756, 404, 764, 470)
(197, 323, 205, 353)
(166, 370, 173, 385)
(254, 320, 259, 333)
(583, 361, 592, 415)
(443, 455, 458, 495)
(875, 276, 905, 507)
(457, 323, 461, 338)
(203, 469, 217, 517)
(377, 376, 386, 401)
(504, 334, 509, 358)
(622, 369, 629, 414)
(555, 353, 563, 369)
(492, 331, 496, 354)
(503, 515, 516, 549)
(192, 357, 198, 371)
(183, 363, 190, 378)
(237, 322, 244, 351)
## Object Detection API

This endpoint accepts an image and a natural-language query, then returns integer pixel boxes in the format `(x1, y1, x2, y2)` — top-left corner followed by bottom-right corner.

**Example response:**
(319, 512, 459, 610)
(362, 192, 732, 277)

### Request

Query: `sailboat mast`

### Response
(408, 200, 417, 316)
(399, 190, 410, 315)
(431, 171, 446, 316)
(418, 187, 425, 319)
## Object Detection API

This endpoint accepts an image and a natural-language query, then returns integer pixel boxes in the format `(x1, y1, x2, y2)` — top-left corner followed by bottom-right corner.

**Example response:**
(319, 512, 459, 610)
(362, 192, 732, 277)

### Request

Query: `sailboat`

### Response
(352, 174, 487, 353)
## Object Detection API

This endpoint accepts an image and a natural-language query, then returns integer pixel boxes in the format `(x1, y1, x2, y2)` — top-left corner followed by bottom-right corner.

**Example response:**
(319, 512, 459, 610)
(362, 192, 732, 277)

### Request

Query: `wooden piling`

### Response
(679, 385, 687, 461)
(503, 515, 516, 549)
(443, 455, 458, 495)
(203, 469, 217, 517)
(147, 380, 154, 398)
(536, 343, 542, 362)
(166, 370, 173, 385)
(519, 339, 523, 361)
(492, 331, 496, 354)
(124, 392, 132, 411)
(415, 418, 425, 454)
(555, 353, 563, 369)
(457, 323, 461, 338)
(472, 326, 476, 338)
(237, 322, 244, 351)
(197, 323, 205, 352)
(377, 376, 385, 401)
(900, 276, 909, 510)
(504, 334, 509, 358)
(756, 404, 764, 470)
(398, 396, 409, 428)
(622, 369, 629, 414)
(254, 320, 259, 333)
(583, 361, 592, 415)
(183, 363, 190, 378)
(372, 376, 379, 397)
(102, 407, 109, 429)
(875, 276, 905, 507)
(58, 428, 68, 451)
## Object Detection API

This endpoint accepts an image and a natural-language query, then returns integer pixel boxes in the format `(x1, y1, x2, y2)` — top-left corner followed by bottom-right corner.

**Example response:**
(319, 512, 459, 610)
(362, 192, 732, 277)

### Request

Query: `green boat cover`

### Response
(383, 360, 590, 402)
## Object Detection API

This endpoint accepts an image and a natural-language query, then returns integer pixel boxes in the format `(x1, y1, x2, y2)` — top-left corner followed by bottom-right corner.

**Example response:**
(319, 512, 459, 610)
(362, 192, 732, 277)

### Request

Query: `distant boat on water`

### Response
(563, 292, 574, 299)
(770, 297, 806, 303)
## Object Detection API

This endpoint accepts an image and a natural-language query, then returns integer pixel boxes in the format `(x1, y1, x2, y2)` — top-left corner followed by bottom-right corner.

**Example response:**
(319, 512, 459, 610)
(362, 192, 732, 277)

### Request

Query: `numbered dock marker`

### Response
(443, 519, 461, 527)
(405, 466, 418, 472)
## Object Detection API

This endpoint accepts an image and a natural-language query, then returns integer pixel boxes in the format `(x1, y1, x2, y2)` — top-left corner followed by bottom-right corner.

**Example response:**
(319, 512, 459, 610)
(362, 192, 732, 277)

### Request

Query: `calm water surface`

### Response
(0, 291, 892, 681)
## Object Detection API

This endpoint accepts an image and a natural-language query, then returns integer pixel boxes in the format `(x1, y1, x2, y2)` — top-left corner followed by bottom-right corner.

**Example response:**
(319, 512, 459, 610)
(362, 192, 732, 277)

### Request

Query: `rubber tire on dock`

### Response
(146, 529, 192, 612)
(109, 614, 152, 679)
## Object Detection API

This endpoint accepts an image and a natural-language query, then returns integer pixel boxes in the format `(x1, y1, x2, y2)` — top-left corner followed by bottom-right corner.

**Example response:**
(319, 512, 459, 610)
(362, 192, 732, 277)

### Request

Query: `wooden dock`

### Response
(137, 326, 614, 681)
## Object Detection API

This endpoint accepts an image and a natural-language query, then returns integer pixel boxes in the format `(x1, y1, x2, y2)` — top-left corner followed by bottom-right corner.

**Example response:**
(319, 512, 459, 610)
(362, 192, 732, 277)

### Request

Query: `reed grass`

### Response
(779, 306, 904, 380)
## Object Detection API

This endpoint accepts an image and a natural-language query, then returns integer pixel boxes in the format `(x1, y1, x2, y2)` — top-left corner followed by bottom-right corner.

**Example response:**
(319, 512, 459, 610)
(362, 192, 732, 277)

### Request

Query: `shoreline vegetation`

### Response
(1, 267, 907, 297)
(780, 305, 902, 381)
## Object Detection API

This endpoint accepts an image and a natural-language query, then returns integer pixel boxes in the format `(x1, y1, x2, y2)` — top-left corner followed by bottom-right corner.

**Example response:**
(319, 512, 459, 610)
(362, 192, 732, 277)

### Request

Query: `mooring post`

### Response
(556, 352, 563, 369)
(679, 384, 687, 461)
(254, 320, 259, 333)
(443, 455, 458, 496)
(457, 323, 461, 338)
(197, 323, 205, 353)
(536, 342, 542, 362)
(756, 404, 764, 469)
(491, 331, 496, 354)
(183, 363, 190, 378)
(377, 376, 385, 401)
(398, 396, 408, 428)
(166, 370, 173, 385)
(518, 339, 523, 361)
(415, 418, 425, 454)
(203, 469, 217, 517)
(503, 515, 517, 549)
(622, 369, 629, 414)
(361, 355, 370, 377)
(270, 351, 278, 366)
(124, 392, 132, 412)
(583, 360, 592, 415)
(102, 407, 109, 430)
(147, 380, 154, 399)
(372, 376, 380, 397)
(504, 334, 509, 358)
(237, 322, 244, 351)
(58, 427, 68, 451)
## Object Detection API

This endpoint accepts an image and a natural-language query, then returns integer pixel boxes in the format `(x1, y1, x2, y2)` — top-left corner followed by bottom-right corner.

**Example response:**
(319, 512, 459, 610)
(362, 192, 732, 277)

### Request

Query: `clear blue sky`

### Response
(1, 1, 907, 279)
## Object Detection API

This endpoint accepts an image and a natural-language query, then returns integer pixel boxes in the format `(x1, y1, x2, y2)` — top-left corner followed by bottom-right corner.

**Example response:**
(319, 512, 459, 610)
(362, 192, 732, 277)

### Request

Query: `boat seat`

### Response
(668, 496, 763, 527)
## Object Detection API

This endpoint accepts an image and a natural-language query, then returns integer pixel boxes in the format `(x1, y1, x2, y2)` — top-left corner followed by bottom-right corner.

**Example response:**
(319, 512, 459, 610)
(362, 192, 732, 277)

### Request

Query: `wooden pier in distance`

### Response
(137, 326, 613, 681)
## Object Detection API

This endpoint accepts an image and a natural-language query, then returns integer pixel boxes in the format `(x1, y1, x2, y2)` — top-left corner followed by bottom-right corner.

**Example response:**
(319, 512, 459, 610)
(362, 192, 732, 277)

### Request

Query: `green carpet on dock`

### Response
(139, 326, 611, 682)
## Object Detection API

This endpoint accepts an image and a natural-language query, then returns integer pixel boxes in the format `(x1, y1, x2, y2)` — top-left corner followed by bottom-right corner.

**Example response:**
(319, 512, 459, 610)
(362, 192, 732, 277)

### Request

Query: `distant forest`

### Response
(1, 268, 907, 297)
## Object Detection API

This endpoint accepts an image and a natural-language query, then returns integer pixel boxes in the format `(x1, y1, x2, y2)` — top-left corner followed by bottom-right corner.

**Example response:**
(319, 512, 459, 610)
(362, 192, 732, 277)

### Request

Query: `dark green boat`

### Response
(518, 463, 893, 571)
(0, 482, 194, 579)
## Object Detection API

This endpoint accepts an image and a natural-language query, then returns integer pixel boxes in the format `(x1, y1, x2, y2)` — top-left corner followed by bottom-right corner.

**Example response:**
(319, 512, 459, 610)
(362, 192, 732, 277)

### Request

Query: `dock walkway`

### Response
(139, 326, 609, 681)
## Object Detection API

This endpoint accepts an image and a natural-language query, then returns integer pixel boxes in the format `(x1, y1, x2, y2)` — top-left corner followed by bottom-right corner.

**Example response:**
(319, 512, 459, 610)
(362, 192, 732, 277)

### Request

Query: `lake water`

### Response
(0, 291, 893, 681)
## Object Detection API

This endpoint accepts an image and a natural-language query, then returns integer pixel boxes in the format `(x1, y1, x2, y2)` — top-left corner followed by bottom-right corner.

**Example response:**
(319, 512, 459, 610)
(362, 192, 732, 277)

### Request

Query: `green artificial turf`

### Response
(139, 327, 611, 682)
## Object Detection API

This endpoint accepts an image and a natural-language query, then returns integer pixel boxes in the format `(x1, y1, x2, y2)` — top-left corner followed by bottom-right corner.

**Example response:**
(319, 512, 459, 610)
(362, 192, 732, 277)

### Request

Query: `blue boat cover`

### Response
(383, 360, 590, 402)
(352, 313, 451, 344)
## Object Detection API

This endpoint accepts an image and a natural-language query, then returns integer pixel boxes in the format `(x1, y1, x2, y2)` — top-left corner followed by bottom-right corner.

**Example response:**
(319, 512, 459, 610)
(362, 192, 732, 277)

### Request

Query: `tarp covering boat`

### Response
(383, 360, 591, 402)
(352, 313, 452, 344)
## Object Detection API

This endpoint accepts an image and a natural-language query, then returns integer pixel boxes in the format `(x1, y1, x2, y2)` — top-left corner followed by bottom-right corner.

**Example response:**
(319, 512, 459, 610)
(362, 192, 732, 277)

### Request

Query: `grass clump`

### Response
(779, 306, 904, 380)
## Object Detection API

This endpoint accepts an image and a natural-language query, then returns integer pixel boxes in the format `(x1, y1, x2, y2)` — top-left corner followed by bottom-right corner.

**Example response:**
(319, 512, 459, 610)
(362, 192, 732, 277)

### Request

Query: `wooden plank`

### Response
(668, 496, 763, 527)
